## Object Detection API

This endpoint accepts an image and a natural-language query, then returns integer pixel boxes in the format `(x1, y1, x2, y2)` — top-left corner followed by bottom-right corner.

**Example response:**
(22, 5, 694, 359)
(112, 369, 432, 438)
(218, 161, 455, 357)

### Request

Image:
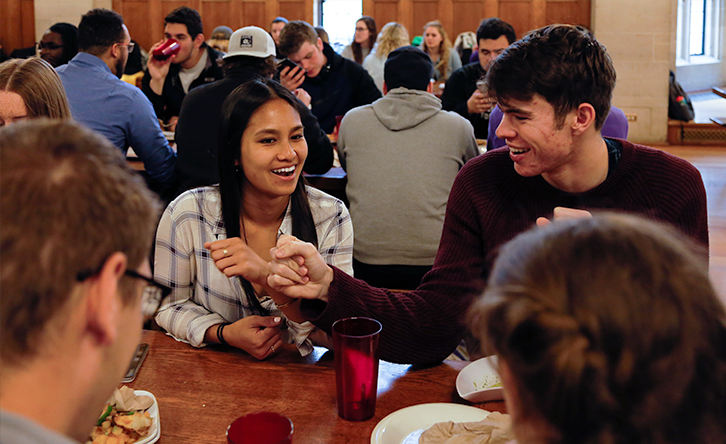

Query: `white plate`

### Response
(134, 390, 160, 444)
(370, 403, 490, 444)
(456, 356, 505, 403)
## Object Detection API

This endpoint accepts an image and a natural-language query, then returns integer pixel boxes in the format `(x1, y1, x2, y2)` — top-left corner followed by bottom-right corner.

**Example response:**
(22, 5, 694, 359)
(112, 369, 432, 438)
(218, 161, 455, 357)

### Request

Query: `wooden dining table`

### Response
(127, 330, 505, 443)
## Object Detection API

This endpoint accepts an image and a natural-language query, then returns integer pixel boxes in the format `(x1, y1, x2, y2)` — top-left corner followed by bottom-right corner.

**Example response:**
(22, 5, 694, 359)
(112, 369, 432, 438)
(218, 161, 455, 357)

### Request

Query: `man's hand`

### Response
(279, 65, 306, 91)
(221, 316, 284, 360)
(536, 207, 593, 227)
(467, 89, 494, 115)
(205, 237, 268, 286)
(147, 40, 175, 95)
(267, 235, 333, 302)
(294, 88, 312, 107)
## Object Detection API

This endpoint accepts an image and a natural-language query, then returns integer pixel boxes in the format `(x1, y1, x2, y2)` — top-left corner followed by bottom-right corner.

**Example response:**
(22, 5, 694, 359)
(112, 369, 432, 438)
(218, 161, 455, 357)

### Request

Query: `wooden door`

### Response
(1, 0, 36, 55)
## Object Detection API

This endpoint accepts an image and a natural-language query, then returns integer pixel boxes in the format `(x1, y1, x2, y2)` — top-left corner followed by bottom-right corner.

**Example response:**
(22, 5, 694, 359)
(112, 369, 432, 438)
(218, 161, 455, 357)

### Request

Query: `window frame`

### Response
(676, 0, 724, 65)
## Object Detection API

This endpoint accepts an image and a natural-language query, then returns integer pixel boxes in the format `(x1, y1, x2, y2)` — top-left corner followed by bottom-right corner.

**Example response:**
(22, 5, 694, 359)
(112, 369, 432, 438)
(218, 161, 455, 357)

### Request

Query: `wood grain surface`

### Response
(129, 330, 505, 444)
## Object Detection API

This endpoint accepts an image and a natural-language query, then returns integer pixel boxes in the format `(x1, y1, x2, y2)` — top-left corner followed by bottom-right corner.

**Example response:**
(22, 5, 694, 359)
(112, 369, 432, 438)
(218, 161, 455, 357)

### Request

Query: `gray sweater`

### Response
(338, 87, 479, 266)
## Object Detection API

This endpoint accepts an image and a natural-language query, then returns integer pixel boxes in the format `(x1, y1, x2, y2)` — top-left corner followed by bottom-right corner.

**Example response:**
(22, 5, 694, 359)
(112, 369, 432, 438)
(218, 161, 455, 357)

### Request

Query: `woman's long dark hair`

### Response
(218, 78, 318, 313)
(352, 16, 377, 64)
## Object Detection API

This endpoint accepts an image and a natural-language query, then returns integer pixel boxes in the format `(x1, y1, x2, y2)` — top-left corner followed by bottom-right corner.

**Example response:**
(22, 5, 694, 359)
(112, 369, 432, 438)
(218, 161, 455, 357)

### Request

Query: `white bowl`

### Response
(456, 356, 504, 402)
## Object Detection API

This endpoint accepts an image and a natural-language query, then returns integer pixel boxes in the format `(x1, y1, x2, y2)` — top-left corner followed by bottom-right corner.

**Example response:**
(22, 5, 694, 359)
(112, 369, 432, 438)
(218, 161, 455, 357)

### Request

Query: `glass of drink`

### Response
(226, 412, 293, 444)
(152, 39, 180, 61)
(333, 317, 382, 421)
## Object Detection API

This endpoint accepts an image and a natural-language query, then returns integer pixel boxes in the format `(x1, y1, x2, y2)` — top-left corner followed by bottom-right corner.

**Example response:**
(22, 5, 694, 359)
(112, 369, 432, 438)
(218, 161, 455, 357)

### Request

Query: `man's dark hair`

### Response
(165, 6, 203, 39)
(278, 21, 318, 57)
(486, 24, 616, 130)
(476, 18, 516, 45)
(49, 23, 79, 65)
(78, 9, 125, 56)
(221, 55, 276, 78)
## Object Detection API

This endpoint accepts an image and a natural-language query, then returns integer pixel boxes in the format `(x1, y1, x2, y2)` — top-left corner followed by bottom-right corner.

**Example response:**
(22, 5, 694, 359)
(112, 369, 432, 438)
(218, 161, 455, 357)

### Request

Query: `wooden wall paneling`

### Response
(544, 0, 590, 27)
(264, 0, 280, 26)
(117, 1, 155, 53)
(438, 0, 454, 35)
(0, 0, 35, 54)
(398, 0, 414, 38)
(371, 1, 400, 31)
(279, 0, 307, 22)
(498, 0, 532, 40)
(412, 0, 440, 39)
(241, 0, 266, 27)
(452, 0, 486, 38)
(531, 0, 545, 28)
(483, 0, 498, 18)
(200, 1, 233, 32)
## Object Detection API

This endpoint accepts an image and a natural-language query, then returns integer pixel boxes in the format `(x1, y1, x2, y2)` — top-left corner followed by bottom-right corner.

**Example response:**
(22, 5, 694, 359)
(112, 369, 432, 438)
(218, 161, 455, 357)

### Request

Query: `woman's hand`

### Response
(222, 316, 285, 360)
(205, 238, 268, 286)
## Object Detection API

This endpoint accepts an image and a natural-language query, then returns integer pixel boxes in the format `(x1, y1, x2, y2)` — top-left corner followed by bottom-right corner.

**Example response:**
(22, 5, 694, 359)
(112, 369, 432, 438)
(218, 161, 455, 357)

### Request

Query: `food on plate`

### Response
(419, 411, 513, 444)
(473, 374, 502, 391)
(87, 386, 154, 444)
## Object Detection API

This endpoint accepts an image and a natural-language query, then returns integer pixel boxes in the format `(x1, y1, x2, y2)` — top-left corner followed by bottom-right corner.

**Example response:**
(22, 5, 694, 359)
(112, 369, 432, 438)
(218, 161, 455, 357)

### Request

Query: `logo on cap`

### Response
(239, 35, 253, 48)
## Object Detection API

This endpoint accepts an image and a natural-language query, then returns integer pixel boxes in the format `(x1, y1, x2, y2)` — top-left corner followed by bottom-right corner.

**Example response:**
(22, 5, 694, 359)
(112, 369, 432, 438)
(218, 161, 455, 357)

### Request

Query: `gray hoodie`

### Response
(338, 87, 479, 266)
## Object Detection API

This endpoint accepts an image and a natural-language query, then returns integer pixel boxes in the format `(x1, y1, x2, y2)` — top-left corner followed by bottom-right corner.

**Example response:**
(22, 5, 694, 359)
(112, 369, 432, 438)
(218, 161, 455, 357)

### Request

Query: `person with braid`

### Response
(468, 213, 726, 444)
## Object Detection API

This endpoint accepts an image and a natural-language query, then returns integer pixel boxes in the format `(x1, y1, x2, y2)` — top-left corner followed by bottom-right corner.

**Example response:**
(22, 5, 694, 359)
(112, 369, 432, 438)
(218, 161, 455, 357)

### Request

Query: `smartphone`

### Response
(122, 343, 149, 383)
(277, 58, 300, 74)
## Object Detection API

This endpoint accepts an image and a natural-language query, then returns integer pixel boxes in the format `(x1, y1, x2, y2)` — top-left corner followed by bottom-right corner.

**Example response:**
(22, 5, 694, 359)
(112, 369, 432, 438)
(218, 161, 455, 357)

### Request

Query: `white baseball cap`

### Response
(224, 26, 276, 59)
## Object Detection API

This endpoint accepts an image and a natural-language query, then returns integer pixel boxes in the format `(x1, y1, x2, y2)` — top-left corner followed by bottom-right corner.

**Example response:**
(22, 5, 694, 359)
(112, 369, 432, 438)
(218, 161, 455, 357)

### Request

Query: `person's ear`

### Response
(316, 37, 324, 52)
(426, 80, 434, 94)
(382, 82, 388, 95)
(85, 252, 127, 346)
(109, 43, 121, 59)
(194, 33, 205, 48)
(572, 103, 596, 135)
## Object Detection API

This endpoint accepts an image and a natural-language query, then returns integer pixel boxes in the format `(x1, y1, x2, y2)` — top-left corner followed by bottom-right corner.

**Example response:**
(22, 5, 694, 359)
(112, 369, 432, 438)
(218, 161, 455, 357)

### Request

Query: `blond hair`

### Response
(421, 20, 453, 80)
(0, 57, 71, 119)
(375, 22, 410, 60)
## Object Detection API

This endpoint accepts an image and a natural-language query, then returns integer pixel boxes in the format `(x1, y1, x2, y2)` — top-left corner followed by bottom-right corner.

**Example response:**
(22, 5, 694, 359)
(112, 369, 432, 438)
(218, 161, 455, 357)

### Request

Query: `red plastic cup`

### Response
(226, 412, 293, 444)
(152, 39, 180, 61)
(333, 317, 382, 421)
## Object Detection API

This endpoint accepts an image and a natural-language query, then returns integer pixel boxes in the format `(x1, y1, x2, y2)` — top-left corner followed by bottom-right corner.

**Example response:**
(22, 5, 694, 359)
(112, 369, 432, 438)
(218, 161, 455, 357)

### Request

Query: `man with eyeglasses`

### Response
(0, 119, 161, 444)
(57, 9, 177, 198)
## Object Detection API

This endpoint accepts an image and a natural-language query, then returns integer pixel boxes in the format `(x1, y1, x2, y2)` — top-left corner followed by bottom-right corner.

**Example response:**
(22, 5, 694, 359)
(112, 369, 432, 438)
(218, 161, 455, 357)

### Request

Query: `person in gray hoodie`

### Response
(338, 46, 479, 289)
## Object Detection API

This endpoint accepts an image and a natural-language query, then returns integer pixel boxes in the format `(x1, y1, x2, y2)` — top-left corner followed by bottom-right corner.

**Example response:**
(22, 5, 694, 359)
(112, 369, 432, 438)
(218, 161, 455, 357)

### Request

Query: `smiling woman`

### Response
(153, 78, 353, 360)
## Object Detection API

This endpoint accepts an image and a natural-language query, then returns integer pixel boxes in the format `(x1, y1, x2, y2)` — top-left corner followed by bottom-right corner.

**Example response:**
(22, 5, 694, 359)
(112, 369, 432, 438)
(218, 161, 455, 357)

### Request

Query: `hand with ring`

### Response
(217, 315, 285, 360)
(204, 237, 269, 286)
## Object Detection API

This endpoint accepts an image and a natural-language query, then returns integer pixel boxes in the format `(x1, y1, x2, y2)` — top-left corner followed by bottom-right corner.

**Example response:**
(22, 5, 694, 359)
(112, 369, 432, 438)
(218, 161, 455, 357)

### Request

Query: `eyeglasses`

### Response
(77, 267, 171, 318)
(355, 27, 368, 32)
(117, 42, 136, 52)
(37, 42, 64, 50)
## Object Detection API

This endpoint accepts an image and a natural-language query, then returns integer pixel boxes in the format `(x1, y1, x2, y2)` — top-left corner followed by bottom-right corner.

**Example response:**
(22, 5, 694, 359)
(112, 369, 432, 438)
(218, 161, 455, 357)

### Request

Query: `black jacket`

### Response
(174, 66, 334, 194)
(142, 44, 224, 122)
(441, 62, 489, 139)
(298, 42, 381, 134)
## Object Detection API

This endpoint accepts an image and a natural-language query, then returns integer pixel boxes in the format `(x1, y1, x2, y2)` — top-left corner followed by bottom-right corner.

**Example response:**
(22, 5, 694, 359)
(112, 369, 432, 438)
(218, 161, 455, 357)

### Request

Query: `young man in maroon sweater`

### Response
(266, 25, 709, 365)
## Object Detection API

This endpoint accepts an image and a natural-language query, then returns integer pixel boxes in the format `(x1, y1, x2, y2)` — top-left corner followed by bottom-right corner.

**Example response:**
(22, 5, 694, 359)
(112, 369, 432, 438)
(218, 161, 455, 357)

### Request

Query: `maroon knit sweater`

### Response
(302, 139, 709, 364)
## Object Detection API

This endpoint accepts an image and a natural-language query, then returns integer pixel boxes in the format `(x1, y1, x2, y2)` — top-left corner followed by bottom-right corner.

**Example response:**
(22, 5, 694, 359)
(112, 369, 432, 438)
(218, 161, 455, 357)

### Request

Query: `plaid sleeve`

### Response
(154, 192, 226, 347)
(309, 188, 354, 276)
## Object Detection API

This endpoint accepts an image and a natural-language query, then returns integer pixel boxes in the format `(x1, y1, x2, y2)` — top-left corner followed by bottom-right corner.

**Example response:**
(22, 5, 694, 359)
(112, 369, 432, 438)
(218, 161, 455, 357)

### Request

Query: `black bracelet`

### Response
(216, 322, 231, 346)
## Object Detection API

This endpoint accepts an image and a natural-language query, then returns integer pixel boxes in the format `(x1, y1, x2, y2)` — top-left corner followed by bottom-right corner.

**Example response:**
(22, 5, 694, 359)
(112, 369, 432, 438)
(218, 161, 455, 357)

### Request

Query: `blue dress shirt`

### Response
(57, 53, 176, 185)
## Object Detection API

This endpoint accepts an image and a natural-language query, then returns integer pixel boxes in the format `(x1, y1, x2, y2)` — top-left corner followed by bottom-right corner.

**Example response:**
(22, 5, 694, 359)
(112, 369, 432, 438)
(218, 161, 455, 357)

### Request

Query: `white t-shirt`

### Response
(178, 49, 208, 94)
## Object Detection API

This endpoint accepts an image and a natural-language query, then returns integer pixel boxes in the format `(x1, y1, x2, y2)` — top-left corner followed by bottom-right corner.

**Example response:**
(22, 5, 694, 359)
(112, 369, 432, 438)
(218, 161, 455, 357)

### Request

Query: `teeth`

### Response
(273, 166, 295, 174)
(510, 148, 529, 155)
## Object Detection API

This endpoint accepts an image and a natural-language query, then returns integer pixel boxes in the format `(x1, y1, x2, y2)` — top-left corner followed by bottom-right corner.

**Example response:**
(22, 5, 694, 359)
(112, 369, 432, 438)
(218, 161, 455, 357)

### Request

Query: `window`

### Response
(319, 0, 362, 54)
(677, 0, 723, 64)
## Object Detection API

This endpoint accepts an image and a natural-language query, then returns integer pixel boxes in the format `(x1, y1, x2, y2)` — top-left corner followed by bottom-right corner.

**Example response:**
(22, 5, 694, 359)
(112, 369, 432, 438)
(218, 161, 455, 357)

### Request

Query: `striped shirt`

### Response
(154, 186, 353, 355)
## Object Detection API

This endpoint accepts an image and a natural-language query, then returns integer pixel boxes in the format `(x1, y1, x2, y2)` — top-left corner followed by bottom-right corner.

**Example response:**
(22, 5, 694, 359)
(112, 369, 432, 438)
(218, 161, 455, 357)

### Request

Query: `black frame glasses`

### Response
(37, 42, 64, 51)
(77, 267, 171, 317)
